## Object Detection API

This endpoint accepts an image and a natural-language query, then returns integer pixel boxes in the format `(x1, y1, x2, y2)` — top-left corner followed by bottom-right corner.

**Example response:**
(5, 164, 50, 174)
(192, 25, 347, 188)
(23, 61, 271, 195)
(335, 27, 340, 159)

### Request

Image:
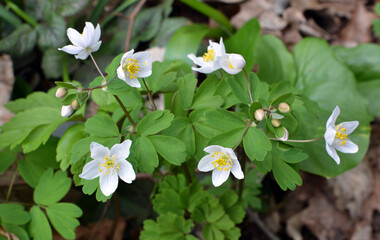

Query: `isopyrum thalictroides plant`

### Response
(0, 18, 371, 240)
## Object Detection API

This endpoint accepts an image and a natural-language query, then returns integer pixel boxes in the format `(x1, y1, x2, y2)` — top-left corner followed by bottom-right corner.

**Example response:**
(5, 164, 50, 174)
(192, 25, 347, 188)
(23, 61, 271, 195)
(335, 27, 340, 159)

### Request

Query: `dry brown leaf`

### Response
(0, 54, 15, 126)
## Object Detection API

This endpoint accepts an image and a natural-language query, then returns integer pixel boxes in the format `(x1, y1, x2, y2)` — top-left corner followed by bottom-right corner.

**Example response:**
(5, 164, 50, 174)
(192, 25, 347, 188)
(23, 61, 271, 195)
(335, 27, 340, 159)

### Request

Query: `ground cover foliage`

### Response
(1, 0, 380, 239)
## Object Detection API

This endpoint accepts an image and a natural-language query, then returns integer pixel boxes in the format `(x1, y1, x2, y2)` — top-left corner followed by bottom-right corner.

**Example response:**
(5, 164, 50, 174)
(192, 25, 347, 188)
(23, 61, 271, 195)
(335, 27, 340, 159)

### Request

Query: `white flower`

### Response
(198, 145, 244, 187)
(324, 106, 359, 164)
(187, 38, 226, 74)
(79, 140, 136, 196)
(220, 53, 246, 75)
(61, 105, 73, 117)
(58, 22, 102, 60)
(116, 49, 152, 88)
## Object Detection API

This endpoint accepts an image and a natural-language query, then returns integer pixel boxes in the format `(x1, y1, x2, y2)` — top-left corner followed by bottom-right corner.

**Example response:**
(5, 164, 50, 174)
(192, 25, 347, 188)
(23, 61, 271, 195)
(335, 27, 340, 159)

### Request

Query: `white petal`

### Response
(75, 50, 89, 60)
(334, 139, 359, 154)
(67, 28, 84, 47)
(339, 121, 359, 135)
(79, 159, 101, 180)
(209, 39, 224, 57)
(326, 143, 340, 164)
(137, 68, 152, 78)
(219, 37, 226, 56)
(121, 49, 134, 64)
(82, 22, 95, 47)
(117, 65, 126, 81)
(117, 160, 136, 183)
(134, 51, 151, 64)
(187, 54, 204, 66)
(198, 155, 214, 172)
(204, 145, 223, 154)
(231, 159, 244, 179)
(61, 105, 73, 117)
(110, 140, 132, 160)
(220, 54, 245, 75)
(91, 23, 101, 46)
(90, 142, 110, 160)
(59, 45, 83, 55)
(326, 106, 340, 128)
(89, 41, 102, 53)
(225, 147, 238, 161)
(324, 126, 336, 146)
(212, 168, 230, 187)
(191, 65, 216, 74)
(99, 173, 119, 196)
(122, 77, 141, 88)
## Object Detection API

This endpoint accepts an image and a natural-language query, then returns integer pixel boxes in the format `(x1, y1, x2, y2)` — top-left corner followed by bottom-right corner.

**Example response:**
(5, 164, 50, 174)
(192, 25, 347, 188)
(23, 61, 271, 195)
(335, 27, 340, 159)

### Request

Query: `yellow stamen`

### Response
(211, 151, 233, 171)
(203, 49, 215, 62)
(335, 124, 348, 145)
(122, 58, 141, 79)
(228, 61, 234, 69)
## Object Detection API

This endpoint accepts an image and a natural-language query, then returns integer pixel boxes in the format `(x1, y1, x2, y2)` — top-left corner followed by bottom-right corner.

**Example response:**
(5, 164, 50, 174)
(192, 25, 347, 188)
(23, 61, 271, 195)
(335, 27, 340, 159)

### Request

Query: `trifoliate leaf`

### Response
(29, 206, 52, 240)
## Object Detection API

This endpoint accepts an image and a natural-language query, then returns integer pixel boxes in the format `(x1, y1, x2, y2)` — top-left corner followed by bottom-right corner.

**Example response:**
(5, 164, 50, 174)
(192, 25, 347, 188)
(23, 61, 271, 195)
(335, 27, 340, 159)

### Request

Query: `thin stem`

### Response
(125, 0, 147, 51)
(88, 51, 106, 80)
(183, 162, 192, 184)
(142, 78, 157, 110)
(219, 69, 224, 79)
(6, 169, 18, 201)
(90, 200, 111, 240)
(114, 95, 137, 128)
(233, 121, 252, 150)
(82, 76, 116, 91)
(268, 137, 323, 143)
(238, 154, 246, 197)
(5, 0, 38, 27)
(170, 92, 178, 113)
(243, 68, 253, 104)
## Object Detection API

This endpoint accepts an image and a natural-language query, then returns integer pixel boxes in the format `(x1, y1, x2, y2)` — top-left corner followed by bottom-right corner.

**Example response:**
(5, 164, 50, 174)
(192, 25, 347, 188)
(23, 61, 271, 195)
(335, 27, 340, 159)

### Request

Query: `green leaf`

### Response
(204, 108, 245, 131)
(243, 127, 272, 161)
(0, 4, 22, 27)
(2, 225, 29, 240)
(192, 75, 224, 109)
(165, 24, 212, 62)
(57, 123, 87, 170)
(42, 48, 63, 79)
(17, 158, 45, 188)
(133, 6, 163, 42)
(36, 12, 66, 50)
(208, 127, 246, 149)
(133, 136, 158, 173)
(279, 147, 308, 164)
(256, 35, 296, 84)
(357, 80, 380, 117)
(85, 112, 119, 137)
(149, 135, 187, 165)
(29, 206, 52, 240)
(272, 157, 302, 191)
(0, 148, 17, 174)
(137, 110, 174, 136)
(54, 0, 89, 16)
(5, 91, 60, 114)
(46, 203, 82, 240)
(143, 61, 178, 93)
(33, 169, 71, 206)
(22, 122, 64, 153)
(24, 137, 59, 169)
(151, 17, 187, 47)
(373, 19, 380, 37)
(177, 73, 197, 110)
(162, 117, 195, 155)
(225, 18, 260, 72)
(0, 24, 37, 56)
(0, 204, 30, 225)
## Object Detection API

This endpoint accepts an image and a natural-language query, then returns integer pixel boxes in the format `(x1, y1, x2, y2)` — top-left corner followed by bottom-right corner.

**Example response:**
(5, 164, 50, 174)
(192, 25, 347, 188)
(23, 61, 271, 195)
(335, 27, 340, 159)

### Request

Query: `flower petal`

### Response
(212, 169, 230, 187)
(231, 159, 244, 179)
(89, 41, 102, 53)
(326, 143, 340, 164)
(75, 50, 90, 60)
(208, 39, 225, 57)
(110, 140, 132, 160)
(204, 145, 222, 154)
(339, 121, 359, 135)
(67, 28, 84, 47)
(121, 49, 134, 64)
(334, 139, 359, 154)
(136, 66, 152, 78)
(117, 160, 136, 183)
(218, 37, 226, 56)
(324, 126, 336, 145)
(58, 45, 83, 55)
(99, 173, 118, 196)
(220, 54, 245, 75)
(79, 159, 101, 180)
(61, 105, 73, 117)
(187, 54, 204, 66)
(326, 106, 340, 128)
(123, 77, 141, 88)
(134, 51, 151, 64)
(82, 22, 95, 47)
(91, 23, 101, 46)
(90, 142, 109, 160)
(191, 65, 215, 74)
(117, 65, 126, 81)
(198, 155, 214, 172)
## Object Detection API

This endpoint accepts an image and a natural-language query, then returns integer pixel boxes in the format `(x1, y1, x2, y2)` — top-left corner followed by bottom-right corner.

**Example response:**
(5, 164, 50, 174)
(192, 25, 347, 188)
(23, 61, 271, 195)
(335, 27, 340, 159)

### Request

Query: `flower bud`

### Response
(278, 102, 290, 113)
(221, 53, 246, 75)
(254, 109, 265, 121)
(271, 119, 281, 128)
(126, 125, 135, 134)
(71, 99, 79, 110)
(101, 79, 108, 92)
(61, 105, 73, 117)
(279, 127, 289, 141)
(55, 87, 67, 99)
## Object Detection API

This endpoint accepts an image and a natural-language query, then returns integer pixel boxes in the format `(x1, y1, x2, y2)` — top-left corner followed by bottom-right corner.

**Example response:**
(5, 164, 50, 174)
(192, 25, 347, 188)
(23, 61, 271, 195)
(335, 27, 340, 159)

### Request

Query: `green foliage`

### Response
(243, 126, 272, 161)
(137, 110, 174, 136)
(133, 136, 159, 173)
(149, 135, 187, 165)
(0, 148, 18, 174)
(0, 24, 37, 56)
(29, 206, 52, 240)
(85, 112, 119, 137)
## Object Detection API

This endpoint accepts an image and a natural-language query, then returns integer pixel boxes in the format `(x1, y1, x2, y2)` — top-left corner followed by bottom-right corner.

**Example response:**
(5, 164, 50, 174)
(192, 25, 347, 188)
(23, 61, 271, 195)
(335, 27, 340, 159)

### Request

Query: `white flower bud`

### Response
(220, 53, 246, 75)
(55, 87, 67, 99)
(278, 102, 290, 113)
(271, 119, 281, 128)
(71, 99, 79, 110)
(279, 127, 289, 141)
(61, 105, 73, 117)
(254, 109, 265, 121)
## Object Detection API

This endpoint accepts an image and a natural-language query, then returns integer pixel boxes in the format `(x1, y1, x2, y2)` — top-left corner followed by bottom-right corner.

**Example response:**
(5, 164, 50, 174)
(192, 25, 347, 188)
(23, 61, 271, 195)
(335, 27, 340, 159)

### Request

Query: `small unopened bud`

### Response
(55, 87, 67, 99)
(271, 119, 281, 128)
(278, 102, 290, 113)
(254, 109, 265, 121)
(279, 127, 289, 141)
(126, 125, 134, 133)
(61, 105, 73, 117)
(71, 99, 79, 110)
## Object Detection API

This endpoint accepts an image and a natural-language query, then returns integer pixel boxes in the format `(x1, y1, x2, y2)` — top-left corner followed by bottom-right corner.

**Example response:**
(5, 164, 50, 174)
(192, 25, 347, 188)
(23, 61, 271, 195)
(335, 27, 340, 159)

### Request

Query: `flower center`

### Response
(203, 49, 215, 62)
(99, 154, 120, 175)
(228, 61, 234, 69)
(211, 151, 233, 171)
(123, 58, 141, 79)
(335, 124, 348, 145)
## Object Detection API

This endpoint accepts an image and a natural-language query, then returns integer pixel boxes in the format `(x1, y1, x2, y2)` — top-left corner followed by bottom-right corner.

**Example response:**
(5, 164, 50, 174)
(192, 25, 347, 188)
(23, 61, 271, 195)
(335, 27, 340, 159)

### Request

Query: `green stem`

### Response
(6, 169, 18, 201)
(5, 0, 38, 27)
(88, 51, 106, 80)
(233, 121, 251, 150)
(219, 69, 224, 79)
(114, 95, 137, 128)
(142, 78, 157, 110)
(243, 68, 253, 104)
